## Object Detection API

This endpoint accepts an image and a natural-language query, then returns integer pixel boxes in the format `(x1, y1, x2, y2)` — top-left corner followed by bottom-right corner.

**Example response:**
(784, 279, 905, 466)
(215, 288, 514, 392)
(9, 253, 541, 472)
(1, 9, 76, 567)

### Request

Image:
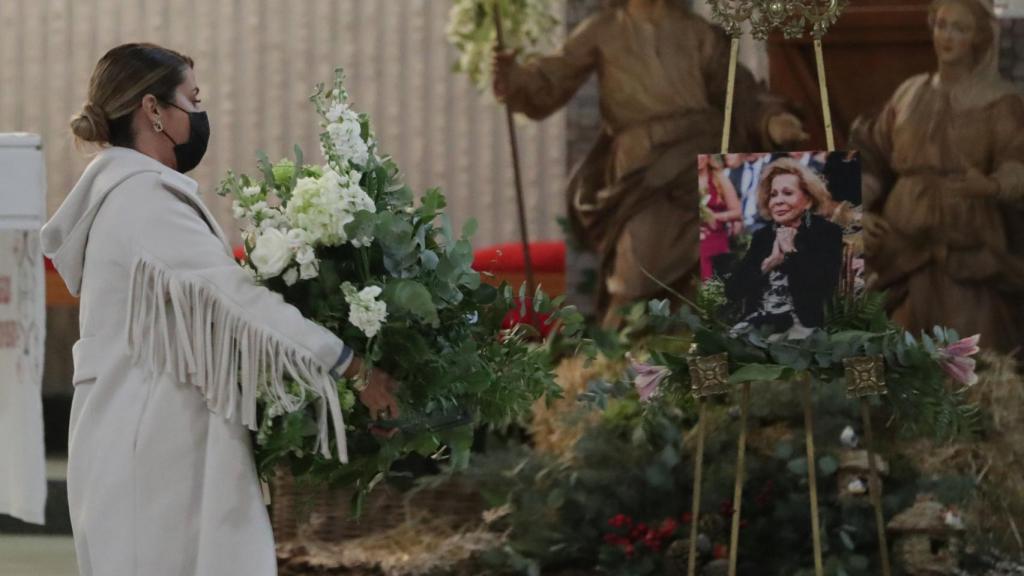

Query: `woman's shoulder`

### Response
(751, 223, 775, 241)
(808, 214, 843, 239)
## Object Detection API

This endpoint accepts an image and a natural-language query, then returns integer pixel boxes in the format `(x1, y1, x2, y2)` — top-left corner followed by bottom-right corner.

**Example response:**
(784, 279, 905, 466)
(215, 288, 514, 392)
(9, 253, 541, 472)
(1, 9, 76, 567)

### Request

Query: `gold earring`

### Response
(153, 118, 163, 132)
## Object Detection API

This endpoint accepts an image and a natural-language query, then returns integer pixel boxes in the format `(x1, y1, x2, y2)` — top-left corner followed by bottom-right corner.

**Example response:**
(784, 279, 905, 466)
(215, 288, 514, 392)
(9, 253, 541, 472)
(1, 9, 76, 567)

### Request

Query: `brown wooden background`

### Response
(767, 0, 936, 150)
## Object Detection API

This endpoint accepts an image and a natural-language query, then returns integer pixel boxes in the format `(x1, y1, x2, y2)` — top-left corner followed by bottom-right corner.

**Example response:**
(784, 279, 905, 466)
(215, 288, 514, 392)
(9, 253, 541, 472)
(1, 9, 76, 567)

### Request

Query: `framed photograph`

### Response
(697, 151, 863, 340)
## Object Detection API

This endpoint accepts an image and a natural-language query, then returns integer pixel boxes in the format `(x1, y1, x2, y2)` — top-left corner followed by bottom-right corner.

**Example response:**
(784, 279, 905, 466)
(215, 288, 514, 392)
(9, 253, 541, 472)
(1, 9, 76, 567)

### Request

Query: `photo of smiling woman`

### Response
(724, 157, 844, 339)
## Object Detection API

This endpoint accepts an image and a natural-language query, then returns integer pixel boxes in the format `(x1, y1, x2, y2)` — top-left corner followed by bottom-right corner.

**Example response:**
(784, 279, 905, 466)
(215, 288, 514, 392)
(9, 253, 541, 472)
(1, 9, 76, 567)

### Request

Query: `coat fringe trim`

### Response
(126, 255, 348, 462)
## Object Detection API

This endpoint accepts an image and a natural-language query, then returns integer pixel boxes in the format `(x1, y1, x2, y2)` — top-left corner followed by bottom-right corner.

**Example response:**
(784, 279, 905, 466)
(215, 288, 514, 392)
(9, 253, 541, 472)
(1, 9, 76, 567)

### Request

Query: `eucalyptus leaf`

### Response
(730, 363, 790, 384)
(818, 455, 839, 477)
(383, 279, 440, 326)
(787, 457, 808, 475)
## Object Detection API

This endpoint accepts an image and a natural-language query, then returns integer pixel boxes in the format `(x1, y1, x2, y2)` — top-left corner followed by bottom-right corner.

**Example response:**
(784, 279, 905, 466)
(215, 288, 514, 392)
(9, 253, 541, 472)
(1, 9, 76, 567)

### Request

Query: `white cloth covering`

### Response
(0, 133, 47, 526)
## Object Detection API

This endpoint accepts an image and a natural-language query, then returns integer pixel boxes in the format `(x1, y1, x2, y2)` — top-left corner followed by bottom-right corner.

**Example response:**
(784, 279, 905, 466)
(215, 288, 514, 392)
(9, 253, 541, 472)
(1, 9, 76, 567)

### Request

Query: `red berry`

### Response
(713, 544, 728, 559)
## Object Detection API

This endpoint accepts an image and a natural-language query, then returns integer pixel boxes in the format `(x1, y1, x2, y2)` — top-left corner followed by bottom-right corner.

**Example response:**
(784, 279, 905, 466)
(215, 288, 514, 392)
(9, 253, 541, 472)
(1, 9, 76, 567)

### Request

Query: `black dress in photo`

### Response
(725, 214, 843, 336)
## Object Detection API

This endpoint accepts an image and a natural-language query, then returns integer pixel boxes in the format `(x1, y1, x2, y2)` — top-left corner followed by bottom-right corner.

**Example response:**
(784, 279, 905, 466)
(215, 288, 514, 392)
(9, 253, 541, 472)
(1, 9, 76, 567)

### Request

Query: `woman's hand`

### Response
(761, 236, 786, 272)
(344, 357, 401, 437)
(359, 367, 400, 421)
(492, 48, 518, 101)
(761, 250, 786, 272)
(767, 113, 809, 147)
(761, 228, 798, 272)
(776, 226, 798, 254)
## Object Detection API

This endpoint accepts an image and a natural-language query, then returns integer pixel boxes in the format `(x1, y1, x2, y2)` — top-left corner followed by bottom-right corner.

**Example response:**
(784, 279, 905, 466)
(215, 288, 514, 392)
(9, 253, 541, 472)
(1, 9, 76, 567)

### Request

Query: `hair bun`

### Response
(70, 102, 111, 144)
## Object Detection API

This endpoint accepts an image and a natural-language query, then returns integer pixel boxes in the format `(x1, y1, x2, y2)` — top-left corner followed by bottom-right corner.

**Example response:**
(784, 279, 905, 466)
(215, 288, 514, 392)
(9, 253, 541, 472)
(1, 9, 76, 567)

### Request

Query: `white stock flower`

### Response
(241, 185, 262, 198)
(342, 282, 388, 338)
(232, 200, 247, 220)
(326, 118, 369, 167)
(325, 102, 358, 124)
(250, 228, 293, 278)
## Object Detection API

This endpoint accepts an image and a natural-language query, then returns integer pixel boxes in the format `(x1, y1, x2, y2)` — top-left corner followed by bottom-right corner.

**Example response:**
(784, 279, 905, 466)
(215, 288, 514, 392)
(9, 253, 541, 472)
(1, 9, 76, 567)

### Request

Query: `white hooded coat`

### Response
(41, 146, 351, 576)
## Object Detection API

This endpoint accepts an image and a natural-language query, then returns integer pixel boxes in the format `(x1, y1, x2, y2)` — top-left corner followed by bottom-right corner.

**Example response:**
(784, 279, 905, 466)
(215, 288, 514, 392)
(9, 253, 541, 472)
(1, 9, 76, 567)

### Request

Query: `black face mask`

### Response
(160, 102, 210, 173)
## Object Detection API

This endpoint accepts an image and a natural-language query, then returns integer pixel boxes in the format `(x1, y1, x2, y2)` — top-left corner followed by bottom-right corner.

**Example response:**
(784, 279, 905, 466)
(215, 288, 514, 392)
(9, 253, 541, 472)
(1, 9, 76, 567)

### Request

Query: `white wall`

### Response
(0, 0, 567, 247)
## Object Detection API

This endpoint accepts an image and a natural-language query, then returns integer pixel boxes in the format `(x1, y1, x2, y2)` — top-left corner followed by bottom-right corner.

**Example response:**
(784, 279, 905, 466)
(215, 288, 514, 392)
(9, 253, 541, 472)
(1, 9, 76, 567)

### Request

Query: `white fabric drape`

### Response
(0, 133, 47, 525)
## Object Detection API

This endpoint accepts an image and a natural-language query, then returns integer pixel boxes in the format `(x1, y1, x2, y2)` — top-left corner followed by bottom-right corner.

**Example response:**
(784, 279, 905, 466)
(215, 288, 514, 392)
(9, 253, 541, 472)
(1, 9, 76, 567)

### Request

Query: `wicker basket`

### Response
(270, 467, 485, 545)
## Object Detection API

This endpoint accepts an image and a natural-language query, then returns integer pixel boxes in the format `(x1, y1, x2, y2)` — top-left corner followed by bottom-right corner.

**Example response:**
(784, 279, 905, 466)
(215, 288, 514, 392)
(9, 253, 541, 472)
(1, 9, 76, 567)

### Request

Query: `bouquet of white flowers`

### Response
(447, 0, 563, 92)
(219, 70, 581, 499)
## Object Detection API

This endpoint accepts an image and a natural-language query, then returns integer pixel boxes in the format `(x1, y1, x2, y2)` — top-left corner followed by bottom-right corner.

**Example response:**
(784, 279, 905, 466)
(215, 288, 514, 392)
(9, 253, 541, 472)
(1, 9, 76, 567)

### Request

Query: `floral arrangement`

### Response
(447, 0, 563, 92)
(456, 305, 989, 574)
(218, 70, 582, 498)
(615, 290, 982, 440)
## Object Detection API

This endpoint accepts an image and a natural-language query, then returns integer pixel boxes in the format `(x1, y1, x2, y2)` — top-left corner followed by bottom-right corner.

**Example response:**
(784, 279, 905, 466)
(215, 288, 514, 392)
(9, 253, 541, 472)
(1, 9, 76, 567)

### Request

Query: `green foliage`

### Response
(610, 287, 981, 443)
(463, 370, 981, 575)
(221, 69, 584, 499)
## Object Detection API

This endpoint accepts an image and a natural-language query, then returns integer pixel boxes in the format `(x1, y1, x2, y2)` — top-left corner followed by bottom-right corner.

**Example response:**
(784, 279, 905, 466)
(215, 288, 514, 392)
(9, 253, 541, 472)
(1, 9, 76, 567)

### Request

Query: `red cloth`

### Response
(472, 241, 565, 273)
(474, 241, 564, 338)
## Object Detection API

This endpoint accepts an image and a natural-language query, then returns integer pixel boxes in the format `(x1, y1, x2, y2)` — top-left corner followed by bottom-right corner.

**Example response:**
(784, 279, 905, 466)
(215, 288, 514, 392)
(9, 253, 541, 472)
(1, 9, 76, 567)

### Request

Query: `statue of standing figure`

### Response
(493, 0, 808, 327)
(851, 0, 1024, 355)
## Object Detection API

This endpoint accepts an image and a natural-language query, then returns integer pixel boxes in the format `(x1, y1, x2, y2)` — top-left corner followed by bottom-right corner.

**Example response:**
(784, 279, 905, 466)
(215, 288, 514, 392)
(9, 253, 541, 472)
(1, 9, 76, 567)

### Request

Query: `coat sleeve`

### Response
(118, 172, 351, 461)
(784, 219, 843, 327)
(502, 13, 604, 120)
(726, 227, 772, 313)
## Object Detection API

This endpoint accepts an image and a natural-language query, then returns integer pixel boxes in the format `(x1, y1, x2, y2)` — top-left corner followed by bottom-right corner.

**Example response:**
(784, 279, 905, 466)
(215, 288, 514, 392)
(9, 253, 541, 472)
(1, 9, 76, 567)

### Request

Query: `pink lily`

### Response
(631, 359, 671, 402)
(937, 334, 981, 387)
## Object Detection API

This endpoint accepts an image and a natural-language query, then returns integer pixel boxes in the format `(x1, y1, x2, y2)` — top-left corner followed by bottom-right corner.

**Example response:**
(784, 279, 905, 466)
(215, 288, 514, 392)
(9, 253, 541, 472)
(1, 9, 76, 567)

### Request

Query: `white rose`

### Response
(250, 228, 293, 277)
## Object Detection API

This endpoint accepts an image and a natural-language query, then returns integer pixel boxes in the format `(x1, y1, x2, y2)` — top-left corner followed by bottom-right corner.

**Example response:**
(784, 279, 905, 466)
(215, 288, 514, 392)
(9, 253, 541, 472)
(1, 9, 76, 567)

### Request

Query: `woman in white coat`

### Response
(41, 43, 399, 576)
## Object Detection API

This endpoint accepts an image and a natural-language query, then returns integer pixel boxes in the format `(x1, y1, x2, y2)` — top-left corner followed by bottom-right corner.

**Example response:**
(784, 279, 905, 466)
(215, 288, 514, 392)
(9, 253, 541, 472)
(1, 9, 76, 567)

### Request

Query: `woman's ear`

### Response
(141, 94, 161, 123)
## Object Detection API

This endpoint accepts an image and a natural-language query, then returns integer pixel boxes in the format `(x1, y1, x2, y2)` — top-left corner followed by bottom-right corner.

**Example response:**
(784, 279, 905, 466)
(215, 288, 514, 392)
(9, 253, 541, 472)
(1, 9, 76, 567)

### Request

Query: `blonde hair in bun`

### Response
(70, 102, 110, 145)
(70, 43, 193, 148)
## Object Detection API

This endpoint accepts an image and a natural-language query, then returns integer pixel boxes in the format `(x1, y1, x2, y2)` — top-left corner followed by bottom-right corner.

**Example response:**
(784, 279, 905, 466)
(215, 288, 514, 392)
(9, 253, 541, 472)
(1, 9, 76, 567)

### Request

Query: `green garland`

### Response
(618, 290, 980, 441)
